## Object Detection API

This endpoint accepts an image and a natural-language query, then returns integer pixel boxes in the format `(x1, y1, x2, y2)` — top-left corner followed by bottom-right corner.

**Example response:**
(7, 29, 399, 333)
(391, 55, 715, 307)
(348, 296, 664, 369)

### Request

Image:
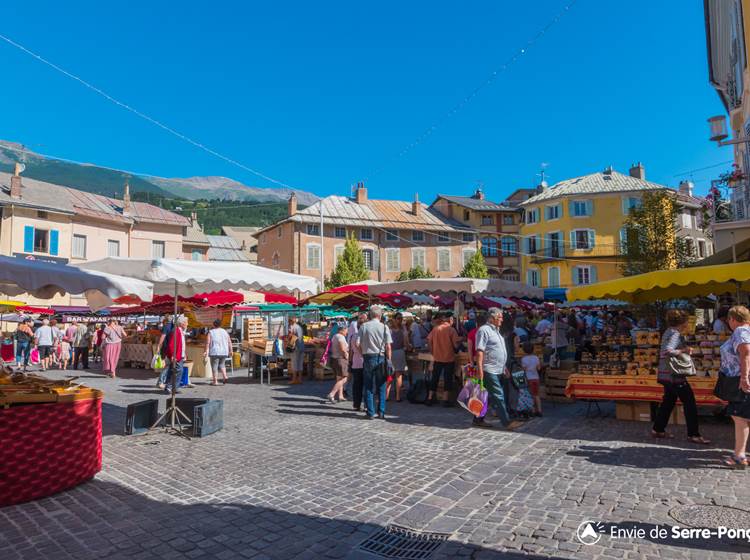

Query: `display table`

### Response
(564, 374, 724, 406)
(119, 343, 154, 367)
(0, 375, 102, 507)
(185, 344, 208, 378)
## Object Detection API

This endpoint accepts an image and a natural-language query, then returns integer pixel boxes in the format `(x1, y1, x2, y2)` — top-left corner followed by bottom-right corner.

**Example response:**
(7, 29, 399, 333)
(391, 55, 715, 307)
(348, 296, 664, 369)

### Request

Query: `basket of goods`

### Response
(591, 335, 602, 345)
(582, 352, 592, 362)
(647, 332, 661, 346)
(634, 331, 650, 345)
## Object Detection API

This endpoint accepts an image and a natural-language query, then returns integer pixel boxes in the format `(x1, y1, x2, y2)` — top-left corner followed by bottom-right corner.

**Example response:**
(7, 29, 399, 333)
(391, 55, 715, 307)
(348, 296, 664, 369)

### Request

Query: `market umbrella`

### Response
(365, 277, 544, 299)
(0, 255, 153, 311)
(566, 262, 750, 304)
(306, 280, 381, 304)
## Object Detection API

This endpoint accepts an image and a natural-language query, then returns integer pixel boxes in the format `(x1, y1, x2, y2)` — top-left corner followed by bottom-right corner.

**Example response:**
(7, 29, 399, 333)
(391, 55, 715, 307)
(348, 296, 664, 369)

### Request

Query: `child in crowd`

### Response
(520, 342, 542, 417)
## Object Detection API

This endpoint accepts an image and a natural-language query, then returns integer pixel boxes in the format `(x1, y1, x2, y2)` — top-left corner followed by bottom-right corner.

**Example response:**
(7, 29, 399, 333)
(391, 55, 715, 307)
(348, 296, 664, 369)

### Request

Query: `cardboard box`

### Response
(615, 402, 634, 421)
(633, 401, 653, 422)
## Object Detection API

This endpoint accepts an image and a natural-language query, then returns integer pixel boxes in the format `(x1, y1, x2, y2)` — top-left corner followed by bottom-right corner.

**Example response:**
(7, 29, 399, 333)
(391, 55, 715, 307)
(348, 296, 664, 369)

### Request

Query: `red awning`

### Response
(115, 291, 244, 309)
(16, 305, 55, 315)
(259, 291, 298, 304)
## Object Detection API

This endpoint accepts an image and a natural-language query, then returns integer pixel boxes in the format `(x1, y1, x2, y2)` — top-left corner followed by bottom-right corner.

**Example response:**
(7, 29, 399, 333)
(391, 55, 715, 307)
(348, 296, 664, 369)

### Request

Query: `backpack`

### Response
(15, 329, 32, 344)
(407, 378, 429, 404)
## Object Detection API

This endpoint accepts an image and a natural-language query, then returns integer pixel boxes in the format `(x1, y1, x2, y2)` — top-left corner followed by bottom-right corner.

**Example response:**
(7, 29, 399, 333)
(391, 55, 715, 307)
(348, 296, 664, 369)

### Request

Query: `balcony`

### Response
(528, 243, 624, 264)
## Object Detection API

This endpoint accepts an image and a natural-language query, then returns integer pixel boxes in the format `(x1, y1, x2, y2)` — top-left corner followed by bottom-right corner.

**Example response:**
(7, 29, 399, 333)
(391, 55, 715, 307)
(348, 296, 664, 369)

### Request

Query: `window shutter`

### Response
(588, 230, 595, 248)
(622, 197, 628, 215)
(24, 226, 34, 253)
(49, 229, 59, 256)
(590, 266, 598, 283)
(571, 266, 579, 286)
(586, 200, 593, 216)
(568, 200, 574, 217)
(373, 249, 380, 272)
(569, 230, 576, 250)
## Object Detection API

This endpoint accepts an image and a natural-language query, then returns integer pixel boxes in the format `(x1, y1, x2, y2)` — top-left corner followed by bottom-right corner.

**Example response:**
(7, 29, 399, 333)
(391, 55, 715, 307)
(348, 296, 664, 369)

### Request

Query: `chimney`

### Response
(472, 188, 485, 200)
(288, 192, 297, 216)
(122, 180, 132, 214)
(355, 182, 368, 204)
(412, 193, 421, 217)
(190, 211, 199, 225)
(678, 180, 694, 197)
(629, 162, 645, 180)
(536, 180, 548, 194)
(10, 162, 22, 198)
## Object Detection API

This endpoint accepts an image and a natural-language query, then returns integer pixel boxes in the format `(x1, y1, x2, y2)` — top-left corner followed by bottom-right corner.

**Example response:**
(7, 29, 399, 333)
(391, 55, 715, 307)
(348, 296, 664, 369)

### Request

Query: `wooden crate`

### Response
(544, 369, 574, 402)
(243, 318, 267, 341)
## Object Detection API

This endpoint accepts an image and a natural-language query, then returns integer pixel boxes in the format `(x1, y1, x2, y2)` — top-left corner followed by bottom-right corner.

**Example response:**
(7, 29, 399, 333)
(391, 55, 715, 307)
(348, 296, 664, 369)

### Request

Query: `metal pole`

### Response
(170, 279, 179, 429)
(320, 201, 325, 289)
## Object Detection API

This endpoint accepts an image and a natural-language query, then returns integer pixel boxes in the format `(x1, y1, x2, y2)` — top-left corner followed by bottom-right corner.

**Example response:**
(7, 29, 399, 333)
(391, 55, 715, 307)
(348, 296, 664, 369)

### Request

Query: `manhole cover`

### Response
(358, 525, 450, 559)
(669, 505, 750, 529)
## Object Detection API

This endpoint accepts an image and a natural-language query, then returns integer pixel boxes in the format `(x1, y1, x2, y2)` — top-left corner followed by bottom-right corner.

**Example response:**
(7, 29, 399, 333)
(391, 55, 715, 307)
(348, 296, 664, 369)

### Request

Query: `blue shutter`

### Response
(49, 230, 59, 256)
(569, 230, 576, 250)
(588, 230, 595, 249)
(590, 266, 598, 283)
(571, 266, 579, 286)
(568, 200, 574, 217)
(586, 200, 593, 216)
(24, 226, 34, 253)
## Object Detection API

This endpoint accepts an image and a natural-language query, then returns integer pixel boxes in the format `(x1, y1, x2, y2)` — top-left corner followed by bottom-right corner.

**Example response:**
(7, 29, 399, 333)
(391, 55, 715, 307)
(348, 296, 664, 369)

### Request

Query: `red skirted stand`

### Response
(0, 397, 102, 507)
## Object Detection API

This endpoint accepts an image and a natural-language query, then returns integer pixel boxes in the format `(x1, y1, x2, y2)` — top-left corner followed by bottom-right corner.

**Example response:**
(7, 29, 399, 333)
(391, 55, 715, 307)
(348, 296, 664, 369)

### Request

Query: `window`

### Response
(481, 215, 494, 226)
(698, 239, 706, 258)
(501, 269, 520, 282)
(436, 232, 450, 243)
(527, 269, 540, 287)
(386, 248, 400, 272)
(622, 197, 642, 214)
(545, 204, 561, 220)
(571, 229, 595, 250)
(685, 238, 695, 257)
(334, 245, 345, 266)
(573, 265, 596, 285)
(411, 248, 426, 269)
(462, 232, 474, 242)
(306, 244, 321, 269)
(481, 237, 498, 257)
(463, 210, 470, 221)
(619, 228, 628, 253)
(386, 230, 398, 241)
(191, 250, 202, 261)
(152, 240, 166, 259)
(462, 249, 476, 267)
(737, 199, 746, 220)
(681, 212, 692, 229)
(526, 208, 540, 224)
(570, 200, 592, 217)
(107, 239, 120, 257)
(548, 267, 560, 288)
(437, 248, 451, 271)
(362, 249, 374, 270)
(412, 231, 424, 242)
(306, 224, 320, 236)
(526, 235, 540, 255)
(360, 228, 373, 241)
(72, 234, 87, 259)
(272, 253, 280, 267)
(503, 215, 514, 225)
(33, 228, 49, 253)
(501, 237, 517, 256)
(334, 226, 346, 238)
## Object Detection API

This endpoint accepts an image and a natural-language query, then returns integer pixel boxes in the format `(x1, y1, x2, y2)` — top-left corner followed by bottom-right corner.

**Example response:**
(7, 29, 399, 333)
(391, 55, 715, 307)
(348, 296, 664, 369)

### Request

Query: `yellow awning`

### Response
(566, 262, 750, 304)
(0, 299, 26, 311)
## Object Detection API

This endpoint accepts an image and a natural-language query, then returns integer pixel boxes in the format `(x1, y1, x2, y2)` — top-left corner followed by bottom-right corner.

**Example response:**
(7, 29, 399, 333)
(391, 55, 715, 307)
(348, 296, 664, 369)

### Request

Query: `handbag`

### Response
(714, 370, 743, 402)
(286, 333, 298, 353)
(666, 353, 696, 377)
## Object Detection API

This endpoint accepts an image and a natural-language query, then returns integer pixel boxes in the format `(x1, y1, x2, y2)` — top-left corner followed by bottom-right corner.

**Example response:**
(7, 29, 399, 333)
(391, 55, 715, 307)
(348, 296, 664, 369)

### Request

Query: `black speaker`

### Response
(194, 400, 223, 437)
(124, 399, 159, 435)
(174, 398, 209, 426)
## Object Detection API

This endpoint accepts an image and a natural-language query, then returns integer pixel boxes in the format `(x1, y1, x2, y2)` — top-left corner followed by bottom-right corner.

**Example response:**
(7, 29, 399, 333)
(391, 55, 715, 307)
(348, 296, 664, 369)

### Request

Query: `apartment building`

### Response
(255, 184, 476, 281)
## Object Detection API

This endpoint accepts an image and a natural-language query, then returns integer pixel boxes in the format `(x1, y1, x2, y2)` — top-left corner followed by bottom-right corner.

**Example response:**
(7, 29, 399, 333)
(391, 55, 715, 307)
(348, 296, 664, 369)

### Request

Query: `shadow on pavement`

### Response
(567, 445, 725, 470)
(0, 479, 560, 560)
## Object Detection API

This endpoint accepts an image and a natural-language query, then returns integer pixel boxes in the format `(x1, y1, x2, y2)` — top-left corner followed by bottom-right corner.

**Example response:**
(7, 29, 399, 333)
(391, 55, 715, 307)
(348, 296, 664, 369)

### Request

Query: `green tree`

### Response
(620, 190, 689, 276)
(397, 265, 435, 281)
(459, 250, 489, 279)
(325, 233, 369, 289)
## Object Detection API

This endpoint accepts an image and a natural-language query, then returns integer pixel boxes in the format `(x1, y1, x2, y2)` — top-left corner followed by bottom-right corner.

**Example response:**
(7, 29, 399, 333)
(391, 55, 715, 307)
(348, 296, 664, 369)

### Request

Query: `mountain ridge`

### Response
(0, 140, 319, 204)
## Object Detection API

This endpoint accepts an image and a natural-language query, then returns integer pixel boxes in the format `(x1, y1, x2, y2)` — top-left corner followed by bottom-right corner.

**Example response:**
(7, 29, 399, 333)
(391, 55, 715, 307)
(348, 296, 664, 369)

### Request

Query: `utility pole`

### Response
(319, 201, 324, 289)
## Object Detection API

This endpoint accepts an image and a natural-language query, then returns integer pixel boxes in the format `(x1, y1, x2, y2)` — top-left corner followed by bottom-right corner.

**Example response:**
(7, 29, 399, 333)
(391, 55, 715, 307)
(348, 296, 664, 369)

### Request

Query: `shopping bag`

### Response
(319, 339, 331, 367)
(273, 338, 285, 357)
(457, 379, 474, 411)
(467, 382, 488, 417)
(151, 354, 164, 371)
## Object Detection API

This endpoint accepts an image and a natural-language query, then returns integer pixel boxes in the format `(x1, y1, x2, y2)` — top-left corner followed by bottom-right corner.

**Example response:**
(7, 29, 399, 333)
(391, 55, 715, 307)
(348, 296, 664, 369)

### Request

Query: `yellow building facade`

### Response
(518, 166, 698, 289)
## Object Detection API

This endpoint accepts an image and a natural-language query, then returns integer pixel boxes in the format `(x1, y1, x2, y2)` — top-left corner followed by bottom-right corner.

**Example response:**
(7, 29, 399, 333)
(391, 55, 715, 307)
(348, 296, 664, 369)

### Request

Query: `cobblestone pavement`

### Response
(3, 366, 750, 559)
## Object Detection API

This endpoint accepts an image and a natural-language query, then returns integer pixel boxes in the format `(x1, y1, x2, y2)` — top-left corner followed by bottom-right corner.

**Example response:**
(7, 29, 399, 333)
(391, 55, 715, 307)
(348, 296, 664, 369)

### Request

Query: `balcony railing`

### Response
(528, 243, 624, 263)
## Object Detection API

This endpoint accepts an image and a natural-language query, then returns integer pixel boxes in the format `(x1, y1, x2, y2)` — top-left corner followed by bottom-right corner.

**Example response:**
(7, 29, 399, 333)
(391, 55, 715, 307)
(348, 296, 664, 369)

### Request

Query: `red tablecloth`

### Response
(564, 374, 724, 406)
(0, 397, 102, 506)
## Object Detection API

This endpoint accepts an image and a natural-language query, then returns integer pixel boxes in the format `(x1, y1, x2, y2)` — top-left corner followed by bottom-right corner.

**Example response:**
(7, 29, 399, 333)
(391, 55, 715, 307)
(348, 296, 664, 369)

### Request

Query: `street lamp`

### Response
(707, 115, 750, 145)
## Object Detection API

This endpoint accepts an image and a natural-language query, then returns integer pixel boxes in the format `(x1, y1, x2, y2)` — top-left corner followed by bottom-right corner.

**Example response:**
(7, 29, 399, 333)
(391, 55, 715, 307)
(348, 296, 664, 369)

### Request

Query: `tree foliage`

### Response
(620, 190, 689, 276)
(325, 233, 369, 289)
(459, 250, 489, 279)
(396, 265, 435, 281)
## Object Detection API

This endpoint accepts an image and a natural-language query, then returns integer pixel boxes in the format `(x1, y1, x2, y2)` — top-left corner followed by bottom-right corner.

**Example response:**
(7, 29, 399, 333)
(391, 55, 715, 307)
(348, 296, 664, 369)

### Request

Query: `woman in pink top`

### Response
(101, 319, 126, 378)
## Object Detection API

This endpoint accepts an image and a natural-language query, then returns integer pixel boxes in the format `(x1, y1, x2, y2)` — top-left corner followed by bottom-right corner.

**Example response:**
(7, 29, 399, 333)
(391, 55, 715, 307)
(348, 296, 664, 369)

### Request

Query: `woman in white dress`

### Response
(204, 320, 232, 385)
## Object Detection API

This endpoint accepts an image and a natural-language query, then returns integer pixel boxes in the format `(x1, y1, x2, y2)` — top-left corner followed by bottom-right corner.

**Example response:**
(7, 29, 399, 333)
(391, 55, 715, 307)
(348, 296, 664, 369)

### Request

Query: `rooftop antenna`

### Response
(537, 162, 550, 185)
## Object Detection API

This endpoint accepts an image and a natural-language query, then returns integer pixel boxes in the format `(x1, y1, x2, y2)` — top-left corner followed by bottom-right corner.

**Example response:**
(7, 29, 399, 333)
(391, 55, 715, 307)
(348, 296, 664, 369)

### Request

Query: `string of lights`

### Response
(0, 32, 298, 190)
(360, 0, 579, 183)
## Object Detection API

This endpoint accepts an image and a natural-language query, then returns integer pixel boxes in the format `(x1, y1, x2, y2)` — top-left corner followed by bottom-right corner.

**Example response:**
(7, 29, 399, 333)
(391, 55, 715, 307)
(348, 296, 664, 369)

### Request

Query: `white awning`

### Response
(366, 278, 544, 299)
(78, 258, 320, 297)
(0, 255, 153, 311)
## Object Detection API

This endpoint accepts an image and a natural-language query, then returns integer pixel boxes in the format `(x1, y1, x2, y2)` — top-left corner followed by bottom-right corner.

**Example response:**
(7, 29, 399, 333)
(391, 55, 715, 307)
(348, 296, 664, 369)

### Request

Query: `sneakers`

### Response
(363, 414, 374, 420)
(325, 396, 337, 404)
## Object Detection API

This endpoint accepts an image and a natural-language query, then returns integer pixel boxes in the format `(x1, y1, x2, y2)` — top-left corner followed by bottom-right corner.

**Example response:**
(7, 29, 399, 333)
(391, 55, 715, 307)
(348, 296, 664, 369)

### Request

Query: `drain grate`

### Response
(669, 505, 750, 529)
(358, 525, 450, 559)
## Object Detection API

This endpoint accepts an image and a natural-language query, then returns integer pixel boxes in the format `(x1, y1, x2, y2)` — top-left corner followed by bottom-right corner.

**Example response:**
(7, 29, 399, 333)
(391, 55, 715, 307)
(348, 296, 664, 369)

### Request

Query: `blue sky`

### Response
(0, 0, 732, 201)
